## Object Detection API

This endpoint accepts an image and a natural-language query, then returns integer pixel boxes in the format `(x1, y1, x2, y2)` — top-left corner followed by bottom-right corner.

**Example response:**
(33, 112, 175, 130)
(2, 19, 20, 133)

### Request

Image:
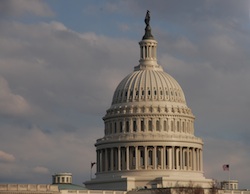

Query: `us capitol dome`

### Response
(85, 11, 212, 191)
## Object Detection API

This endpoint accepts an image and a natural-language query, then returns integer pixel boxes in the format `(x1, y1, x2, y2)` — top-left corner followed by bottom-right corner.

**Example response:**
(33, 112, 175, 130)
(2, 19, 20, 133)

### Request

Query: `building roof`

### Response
(53, 184, 87, 191)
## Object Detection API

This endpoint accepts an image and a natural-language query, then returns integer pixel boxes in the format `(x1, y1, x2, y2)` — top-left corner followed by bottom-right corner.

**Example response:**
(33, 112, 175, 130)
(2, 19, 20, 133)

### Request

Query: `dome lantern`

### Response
(136, 10, 159, 70)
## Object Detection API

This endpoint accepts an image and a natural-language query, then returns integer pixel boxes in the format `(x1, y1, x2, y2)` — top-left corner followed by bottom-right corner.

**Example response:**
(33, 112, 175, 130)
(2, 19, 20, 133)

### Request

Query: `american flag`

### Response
(223, 164, 229, 171)
(91, 162, 96, 168)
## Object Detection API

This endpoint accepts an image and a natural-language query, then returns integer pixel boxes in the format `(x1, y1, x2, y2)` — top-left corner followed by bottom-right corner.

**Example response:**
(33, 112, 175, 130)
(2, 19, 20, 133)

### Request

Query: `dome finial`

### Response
(143, 10, 154, 40)
(144, 10, 150, 26)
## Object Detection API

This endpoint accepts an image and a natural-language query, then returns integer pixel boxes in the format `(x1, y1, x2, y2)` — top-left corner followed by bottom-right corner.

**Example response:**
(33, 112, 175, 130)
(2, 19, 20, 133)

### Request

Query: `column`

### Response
(126, 146, 130, 170)
(163, 146, 166, 169)
(121, 147, 125, 170)
(97, 150, 100, 172)
(168, 147, 172, 169)
(144, 118, 148, 132)
(196, 149, 199, 171)
(135, 146, 138, 170)
(152, 118, 156, 132)
(118, 147, 121, 170)
(192, 148, 195, 171)
(176, 148, 179, 170)
(100, 149, 103, 172)
(111, 148, 114, 171)
(153, 146, 157, 169)
(137, 119, 140, 132)
(105, 149, 108, 171)
(144, 146, 148, 170)
(187, 147, 189, 170)
(160, 147, 164, 169)
(129, 118, 133, 133)
(200, 149, 203, 171)
(172, 146, 175, 169)
(180, 147, 183, 170)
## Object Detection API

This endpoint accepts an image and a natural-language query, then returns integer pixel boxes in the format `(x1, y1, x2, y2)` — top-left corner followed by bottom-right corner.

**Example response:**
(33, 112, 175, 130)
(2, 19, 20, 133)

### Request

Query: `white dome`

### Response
(112, 67, 186, 106)
(85, 12, 212, 191)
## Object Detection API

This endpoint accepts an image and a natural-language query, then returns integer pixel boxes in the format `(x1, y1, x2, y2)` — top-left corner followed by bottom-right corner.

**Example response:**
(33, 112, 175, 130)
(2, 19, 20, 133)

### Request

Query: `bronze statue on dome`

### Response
(143, 10, 154, 40)
(145, 10, 150, 26)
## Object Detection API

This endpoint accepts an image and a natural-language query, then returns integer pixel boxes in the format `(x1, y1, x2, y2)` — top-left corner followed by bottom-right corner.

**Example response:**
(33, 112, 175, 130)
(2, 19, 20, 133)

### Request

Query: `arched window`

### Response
(133, 120, 137, 132)
(171, 120, 174, 131)
(114, 122, 117, 133)
(164, 120, 167, 131)
(156, 120, 160, 131)
(126, 121, 129, 132)
(110, 123, 112, 134)
(141, 120, 144, 132)
(148, 120, 152, 131)
(177, 121, 180, 132)
(120, 121, 123, 132)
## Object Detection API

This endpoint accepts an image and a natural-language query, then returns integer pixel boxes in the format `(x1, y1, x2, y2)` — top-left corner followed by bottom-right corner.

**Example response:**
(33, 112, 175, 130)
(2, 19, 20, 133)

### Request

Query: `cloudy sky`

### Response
(0, 0, 250, 189)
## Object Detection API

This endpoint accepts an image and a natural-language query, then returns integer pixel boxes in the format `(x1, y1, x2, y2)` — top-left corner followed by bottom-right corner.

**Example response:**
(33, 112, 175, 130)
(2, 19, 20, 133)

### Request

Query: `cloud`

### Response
(0, 150, 15, 163)
(119, 24, 130, 32)
(0, 76, 32, 117)
(0, 0, 249, 188)
(0, 0, 54, 17)
(33, 166, 49, 174)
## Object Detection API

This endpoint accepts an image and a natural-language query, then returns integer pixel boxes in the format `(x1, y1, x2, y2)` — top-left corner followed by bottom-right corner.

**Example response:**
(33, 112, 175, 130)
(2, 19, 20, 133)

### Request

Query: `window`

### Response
(148, 120, 152, 131)
(156, 120, 160, 131)
(141, 120, 144, 132)
(164, 120, 167, 131)
(171, 120, 174, 131)
(114, 122, 117, 133)
(133, 120, 137, 132)
(120, 121, 123, 132)
(126, 121, 129, 132)
(110, 123, 112, 134)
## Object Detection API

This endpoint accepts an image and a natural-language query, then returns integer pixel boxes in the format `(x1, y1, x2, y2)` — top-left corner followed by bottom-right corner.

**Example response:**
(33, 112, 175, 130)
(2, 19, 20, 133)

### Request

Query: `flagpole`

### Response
(90, 161, 92, 180)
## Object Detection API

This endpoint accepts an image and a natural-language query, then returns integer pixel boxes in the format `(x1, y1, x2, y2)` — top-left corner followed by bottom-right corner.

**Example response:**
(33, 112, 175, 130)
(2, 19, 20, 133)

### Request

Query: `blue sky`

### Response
(0, 0, 250, 189)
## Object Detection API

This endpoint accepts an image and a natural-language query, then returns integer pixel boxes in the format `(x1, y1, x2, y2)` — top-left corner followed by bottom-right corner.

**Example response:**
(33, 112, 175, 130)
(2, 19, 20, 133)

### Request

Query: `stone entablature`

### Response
(96, 133, 203, 145)
(60, 190, 126, 194)
(0, 184, 59, 192)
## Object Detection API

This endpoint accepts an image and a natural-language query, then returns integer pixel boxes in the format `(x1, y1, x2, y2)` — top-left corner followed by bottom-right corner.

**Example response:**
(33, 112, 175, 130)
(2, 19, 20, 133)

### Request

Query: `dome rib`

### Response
(111, 68, 186, 105)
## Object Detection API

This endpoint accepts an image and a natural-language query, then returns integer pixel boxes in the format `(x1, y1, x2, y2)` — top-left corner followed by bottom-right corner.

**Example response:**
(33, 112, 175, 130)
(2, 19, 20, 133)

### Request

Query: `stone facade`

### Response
(0, 184, 59, 194)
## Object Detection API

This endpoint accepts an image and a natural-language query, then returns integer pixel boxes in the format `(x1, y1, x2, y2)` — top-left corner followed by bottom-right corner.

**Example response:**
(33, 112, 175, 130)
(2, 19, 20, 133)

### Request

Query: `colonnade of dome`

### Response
(96, 146, 203, 173)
